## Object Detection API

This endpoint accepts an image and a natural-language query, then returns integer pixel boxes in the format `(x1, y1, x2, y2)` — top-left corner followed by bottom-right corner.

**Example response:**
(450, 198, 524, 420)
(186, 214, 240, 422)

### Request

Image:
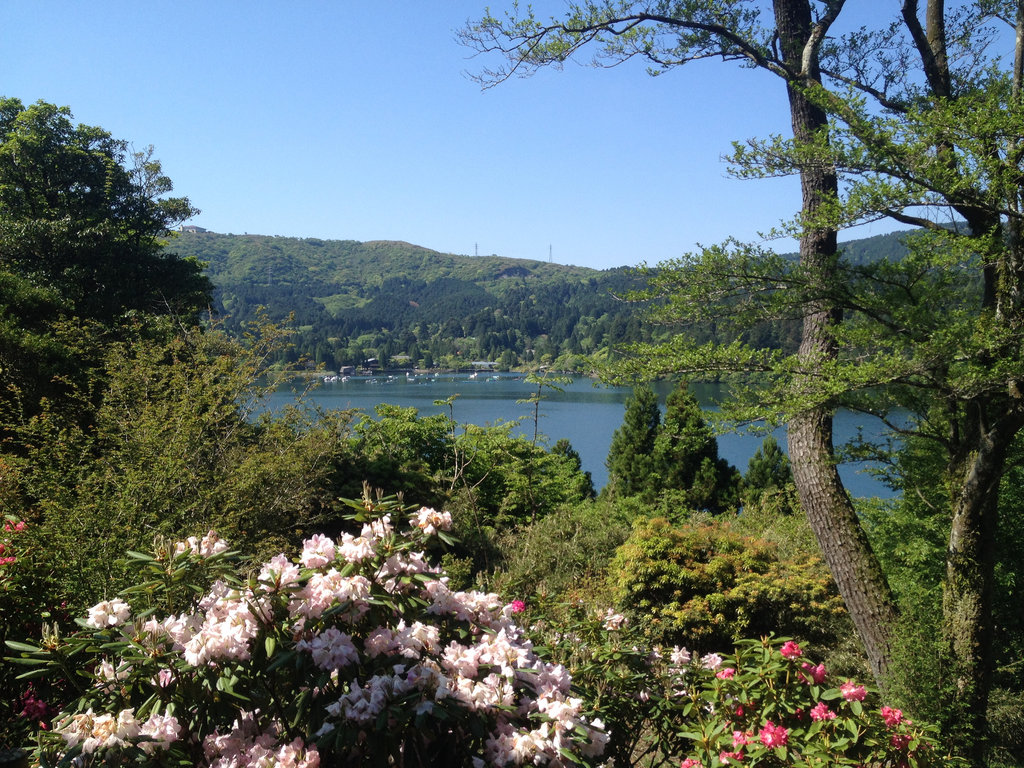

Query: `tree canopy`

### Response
(0, 98, 210, 423)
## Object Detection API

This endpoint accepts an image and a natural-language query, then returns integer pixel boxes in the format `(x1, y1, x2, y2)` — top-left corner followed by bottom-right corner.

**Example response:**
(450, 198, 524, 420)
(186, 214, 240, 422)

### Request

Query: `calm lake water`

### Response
(265, 373, 893, 498)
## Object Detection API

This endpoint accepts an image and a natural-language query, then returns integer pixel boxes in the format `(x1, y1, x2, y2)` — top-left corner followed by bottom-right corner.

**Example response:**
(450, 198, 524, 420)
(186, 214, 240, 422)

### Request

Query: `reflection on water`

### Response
(264, 373, 893, 498)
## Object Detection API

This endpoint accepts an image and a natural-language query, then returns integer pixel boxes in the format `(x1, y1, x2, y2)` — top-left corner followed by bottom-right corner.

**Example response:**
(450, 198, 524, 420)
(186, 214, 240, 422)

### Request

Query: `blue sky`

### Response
(3, 1, 903, 270)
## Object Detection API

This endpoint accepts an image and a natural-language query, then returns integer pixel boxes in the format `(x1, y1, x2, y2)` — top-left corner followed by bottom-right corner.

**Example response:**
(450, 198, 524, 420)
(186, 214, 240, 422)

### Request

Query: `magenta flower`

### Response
(508, 599, 526, 614)
(716, 667, 736, 679)
(680, 759, 703, 768)
(881, 706, 905, 728)
(891, 733, 912, 750)
(840, 680, 867, 701)
(801, 661, 827, 684)
(758, 720, 789, 749)
(779, 640, 802, 659)
(810, 701, 836, 721)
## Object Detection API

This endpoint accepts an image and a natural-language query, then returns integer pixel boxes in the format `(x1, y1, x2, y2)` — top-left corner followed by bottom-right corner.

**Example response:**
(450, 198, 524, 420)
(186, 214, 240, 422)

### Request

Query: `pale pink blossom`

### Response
(412, 506, 452, 535)
(336, 532, 375, 563)
(174, 530, 228, 558)
(297, 627, 359, 670)
(86, 599, 131, 629)
(300, 534, 336, 568)
(259, 553, 301, 589)
(138, 712, 181, 753)
(601, 608, 627, 630)
(701, 652, 723, 670)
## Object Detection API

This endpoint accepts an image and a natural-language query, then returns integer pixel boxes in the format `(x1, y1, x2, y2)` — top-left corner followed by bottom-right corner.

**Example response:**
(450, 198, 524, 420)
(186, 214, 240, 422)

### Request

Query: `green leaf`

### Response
(4, 640, 43, 653)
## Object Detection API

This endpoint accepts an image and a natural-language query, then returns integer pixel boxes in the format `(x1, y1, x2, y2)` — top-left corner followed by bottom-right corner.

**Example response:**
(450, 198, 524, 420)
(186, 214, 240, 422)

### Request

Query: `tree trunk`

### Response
(774, 0, 900, 685)
(942, 404, 1021, 763)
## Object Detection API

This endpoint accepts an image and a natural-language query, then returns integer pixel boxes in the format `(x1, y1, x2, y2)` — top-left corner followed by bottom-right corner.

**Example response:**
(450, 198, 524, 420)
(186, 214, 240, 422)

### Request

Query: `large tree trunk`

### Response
(774, 0, 900, 685)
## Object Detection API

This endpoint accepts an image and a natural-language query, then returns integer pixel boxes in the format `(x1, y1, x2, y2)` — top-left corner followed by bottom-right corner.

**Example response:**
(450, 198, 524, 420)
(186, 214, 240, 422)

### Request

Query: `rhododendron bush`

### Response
(6, 497, 607, 767)
(518, 597, 964, 767)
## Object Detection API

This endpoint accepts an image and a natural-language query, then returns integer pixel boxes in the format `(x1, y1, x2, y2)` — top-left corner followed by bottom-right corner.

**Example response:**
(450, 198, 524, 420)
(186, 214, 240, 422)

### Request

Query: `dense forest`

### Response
(169, 229, 910, 371)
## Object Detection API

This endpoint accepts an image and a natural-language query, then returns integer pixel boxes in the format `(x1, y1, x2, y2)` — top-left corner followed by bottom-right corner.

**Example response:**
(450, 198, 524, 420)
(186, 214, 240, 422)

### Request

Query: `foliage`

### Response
(5, 496, 608, 767)
(516, 595, 961, 768)
(652, 382, 740, 513)
(610, 517, 845, 651)
(347, 400, 596, 549)
(604, 384, 661, 499)
(604, 382, 740, 512)
(742, 435, 795, 510)
(0, 98, 208, 323)
(486, 499, 632, 602)
(0, 98, 209, 423)
(0, 319, 354, 618)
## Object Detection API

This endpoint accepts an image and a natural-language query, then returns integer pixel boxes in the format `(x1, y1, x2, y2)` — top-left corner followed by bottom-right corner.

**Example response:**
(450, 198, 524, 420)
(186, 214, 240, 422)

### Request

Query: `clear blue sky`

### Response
(3, 1, 901, 270)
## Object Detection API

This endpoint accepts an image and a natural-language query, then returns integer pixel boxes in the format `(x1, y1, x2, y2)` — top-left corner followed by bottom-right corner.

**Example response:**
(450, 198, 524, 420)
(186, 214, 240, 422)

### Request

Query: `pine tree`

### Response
(652, 382, 739, 513)
(604, 384, 660, 498)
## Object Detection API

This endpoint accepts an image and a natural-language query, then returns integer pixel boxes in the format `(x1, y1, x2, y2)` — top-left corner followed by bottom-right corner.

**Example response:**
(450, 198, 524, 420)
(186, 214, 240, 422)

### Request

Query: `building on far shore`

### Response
(179, 225, 209, 233)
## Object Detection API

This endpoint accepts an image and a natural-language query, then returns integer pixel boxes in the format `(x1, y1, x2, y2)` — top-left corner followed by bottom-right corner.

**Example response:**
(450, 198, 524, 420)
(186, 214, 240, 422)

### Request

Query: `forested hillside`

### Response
(170, 229, 912, 371)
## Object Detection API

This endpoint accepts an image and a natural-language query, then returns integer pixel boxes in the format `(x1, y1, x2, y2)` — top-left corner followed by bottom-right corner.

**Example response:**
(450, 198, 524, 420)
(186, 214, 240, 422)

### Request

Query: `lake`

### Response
(265, 372, 894, 498)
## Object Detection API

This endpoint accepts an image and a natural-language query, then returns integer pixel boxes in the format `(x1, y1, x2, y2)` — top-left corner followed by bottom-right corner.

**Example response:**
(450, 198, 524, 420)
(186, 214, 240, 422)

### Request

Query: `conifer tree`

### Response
(604, 384, 660, 498)
(652, 382, 739, 512)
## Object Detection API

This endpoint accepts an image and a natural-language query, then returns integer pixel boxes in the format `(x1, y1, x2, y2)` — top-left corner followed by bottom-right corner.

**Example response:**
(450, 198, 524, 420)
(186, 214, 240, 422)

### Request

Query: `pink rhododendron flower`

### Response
(412, 507, 452, 535)
(174, 531, 228, 558)
(18, 688, 47, 721)
(716, 667, 736, 679)
(810, 701, 836, 721)
(670, 646, 691, 666)
(891, 733, 912, 750)
(508, 599, 526, 614)
(881, 706, 905, 728)
(680, 759, 703, 768)
(779, 640, 802, 659)
(840, 680, 867, 701)
(300, 534, 336, 568)
(719, 750, 745, 764)
(732, 730, 751, 747)
(759, 720, 789, 748)
(801, 661, 827, 684)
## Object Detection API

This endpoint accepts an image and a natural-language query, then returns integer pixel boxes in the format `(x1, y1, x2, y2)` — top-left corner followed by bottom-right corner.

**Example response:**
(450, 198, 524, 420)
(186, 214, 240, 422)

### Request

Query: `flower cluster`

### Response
(0, 517, 25, 567)
(656, 638, 956, 767)
(520, 597, 961, 768)
(23, 499, 606, 767)
(54, 709, 181, 755)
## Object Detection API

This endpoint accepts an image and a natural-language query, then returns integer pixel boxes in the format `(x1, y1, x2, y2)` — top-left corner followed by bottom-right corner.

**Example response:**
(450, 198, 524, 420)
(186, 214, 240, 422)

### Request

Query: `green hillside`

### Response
(168, 232, 649, 370)
(166, 229, 915, 372)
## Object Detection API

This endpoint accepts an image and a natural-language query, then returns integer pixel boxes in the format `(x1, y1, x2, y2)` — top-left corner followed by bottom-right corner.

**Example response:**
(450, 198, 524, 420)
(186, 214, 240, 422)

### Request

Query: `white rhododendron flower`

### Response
(412, 506, 453, 535)
(86, 598, 131, 629)
(50, 508, 608, 767)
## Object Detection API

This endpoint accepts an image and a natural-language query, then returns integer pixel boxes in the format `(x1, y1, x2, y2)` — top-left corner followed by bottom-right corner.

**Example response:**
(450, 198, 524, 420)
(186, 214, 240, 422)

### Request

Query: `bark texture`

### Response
(774, 0, 899, 685)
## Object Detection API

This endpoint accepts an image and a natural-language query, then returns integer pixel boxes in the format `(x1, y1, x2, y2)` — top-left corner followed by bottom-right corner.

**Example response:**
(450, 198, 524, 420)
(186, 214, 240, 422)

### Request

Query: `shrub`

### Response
(6, 497, 607, 767)
(610, 517, 846, 650)
(515, 596, 963, 767)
